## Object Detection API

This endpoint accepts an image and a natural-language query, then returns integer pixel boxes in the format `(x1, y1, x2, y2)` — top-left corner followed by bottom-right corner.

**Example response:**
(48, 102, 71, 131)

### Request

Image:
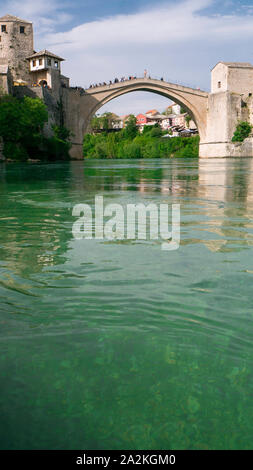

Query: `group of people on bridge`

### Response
(89, 76, 139, 89)
(88, 71, 164, 90)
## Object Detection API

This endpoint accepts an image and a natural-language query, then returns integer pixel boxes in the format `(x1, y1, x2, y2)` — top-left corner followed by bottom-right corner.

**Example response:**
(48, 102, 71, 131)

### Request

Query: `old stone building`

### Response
(27, 49, 69, 92)
(211, 62, 253, 96)
(0, 14, 34, 90)
(0, 13, 71, 145)
(0, 14, 69, 97)
(201, 61, 253, 157)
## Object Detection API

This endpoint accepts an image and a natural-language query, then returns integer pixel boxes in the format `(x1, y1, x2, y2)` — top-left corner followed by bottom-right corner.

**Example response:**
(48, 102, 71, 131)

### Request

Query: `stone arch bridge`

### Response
(62, 67, 253, 159)
(63, 78, 208, 159)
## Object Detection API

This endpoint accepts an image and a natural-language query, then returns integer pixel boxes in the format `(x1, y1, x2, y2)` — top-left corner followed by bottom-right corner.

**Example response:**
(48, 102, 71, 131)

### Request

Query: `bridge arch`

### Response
(86, 81, 207, 138)
(65, 78, 208, 159)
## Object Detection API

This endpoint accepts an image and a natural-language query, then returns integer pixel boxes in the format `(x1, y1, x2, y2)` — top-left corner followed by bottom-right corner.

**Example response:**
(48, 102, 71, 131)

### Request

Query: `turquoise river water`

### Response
(0, 158, 253, 449)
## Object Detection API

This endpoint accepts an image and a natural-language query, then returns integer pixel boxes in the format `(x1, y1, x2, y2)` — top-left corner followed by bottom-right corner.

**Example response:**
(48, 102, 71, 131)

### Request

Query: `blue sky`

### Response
(1, 0, 253, 115)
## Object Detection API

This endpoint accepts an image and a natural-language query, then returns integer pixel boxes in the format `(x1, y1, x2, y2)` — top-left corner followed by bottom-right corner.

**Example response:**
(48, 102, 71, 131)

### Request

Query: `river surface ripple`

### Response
(0, 158, 253, 449)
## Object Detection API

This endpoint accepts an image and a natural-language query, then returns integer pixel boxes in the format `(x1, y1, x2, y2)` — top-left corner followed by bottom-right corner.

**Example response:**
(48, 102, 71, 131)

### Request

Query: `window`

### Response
(54, 61, 58, 68)
(1, 25, 6, 32)
(218, 81, 221, 88)
(48, 59, 51, 66)
(32, 60, 36, 67)
(39, 59, 42, 66)
(20, 26, 25, 34)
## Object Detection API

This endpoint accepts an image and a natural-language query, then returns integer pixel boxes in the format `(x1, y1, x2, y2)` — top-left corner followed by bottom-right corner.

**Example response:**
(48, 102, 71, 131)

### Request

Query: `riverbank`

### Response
(83, 124, 199, 159)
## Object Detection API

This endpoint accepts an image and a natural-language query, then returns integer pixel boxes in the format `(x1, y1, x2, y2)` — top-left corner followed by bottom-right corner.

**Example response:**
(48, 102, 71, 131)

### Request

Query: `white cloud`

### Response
(45, 0, 253, 51)
(46, 0, 215, 50)
(0, 0, 72, 34)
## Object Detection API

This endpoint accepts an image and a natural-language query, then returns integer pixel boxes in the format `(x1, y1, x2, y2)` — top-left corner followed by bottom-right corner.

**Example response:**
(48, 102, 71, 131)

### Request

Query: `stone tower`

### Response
(0, 14, 34, 84)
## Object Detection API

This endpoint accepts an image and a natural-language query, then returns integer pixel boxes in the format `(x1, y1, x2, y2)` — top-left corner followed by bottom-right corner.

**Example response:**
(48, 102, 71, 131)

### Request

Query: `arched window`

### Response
(39, 80, 48, 88)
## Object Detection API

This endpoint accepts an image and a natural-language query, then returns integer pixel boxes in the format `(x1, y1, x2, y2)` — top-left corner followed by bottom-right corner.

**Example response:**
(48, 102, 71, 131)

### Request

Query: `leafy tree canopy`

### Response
(0, 95, 71, 161)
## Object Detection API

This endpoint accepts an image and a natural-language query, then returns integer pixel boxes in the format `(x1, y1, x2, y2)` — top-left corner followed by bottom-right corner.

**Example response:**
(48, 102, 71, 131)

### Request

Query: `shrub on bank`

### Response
(83, 130, 199, 159)
(3, 142, 28, 161)
(232, 121, 252, 142)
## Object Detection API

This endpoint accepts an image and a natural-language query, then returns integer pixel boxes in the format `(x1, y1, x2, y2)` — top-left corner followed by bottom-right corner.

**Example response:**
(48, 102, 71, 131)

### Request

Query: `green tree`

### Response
(101, 113, 109, 131)
(142, 125, 153, 135)
(90, 112, 119, 132)
(150, 126, 162, 138)
(124, 115, 138, 139)
(90, 115, 101, 131)
(103, 112, 119, 130)
(0, 95, 48, 160)
(0, 95, 24, 143)
(0, 95, 72, 161)
(185, 115, 191, 128)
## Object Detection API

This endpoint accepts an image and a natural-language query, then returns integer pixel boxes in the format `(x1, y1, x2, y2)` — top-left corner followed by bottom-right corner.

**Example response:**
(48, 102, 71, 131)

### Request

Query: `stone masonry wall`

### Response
(199, 90, 253, 157)
(0, 20, 34, 84)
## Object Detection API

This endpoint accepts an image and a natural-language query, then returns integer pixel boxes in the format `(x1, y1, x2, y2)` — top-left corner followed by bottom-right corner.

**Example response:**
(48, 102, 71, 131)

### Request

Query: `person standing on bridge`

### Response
(144, 69, 147, 78)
